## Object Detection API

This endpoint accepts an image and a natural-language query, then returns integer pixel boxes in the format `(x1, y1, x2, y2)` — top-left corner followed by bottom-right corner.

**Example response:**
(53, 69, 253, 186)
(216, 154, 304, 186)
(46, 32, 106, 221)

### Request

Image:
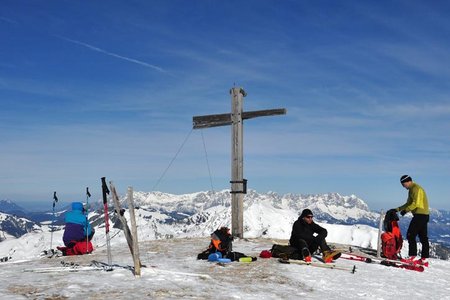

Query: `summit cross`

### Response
(193, 87, 286, 238)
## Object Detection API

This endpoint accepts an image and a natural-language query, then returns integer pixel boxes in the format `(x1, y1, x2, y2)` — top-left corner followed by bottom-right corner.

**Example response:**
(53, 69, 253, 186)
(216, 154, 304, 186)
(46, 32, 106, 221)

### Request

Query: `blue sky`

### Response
(1, 0, 449, 211)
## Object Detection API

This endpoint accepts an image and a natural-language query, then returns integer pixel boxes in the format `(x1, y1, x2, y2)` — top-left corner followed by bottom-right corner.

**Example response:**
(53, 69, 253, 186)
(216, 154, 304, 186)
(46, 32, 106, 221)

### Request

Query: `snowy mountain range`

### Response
(1, 190, 449, 255)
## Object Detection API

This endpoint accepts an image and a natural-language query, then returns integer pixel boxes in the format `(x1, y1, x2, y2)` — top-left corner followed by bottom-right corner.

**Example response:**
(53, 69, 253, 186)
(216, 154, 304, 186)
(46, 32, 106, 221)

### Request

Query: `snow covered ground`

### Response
(1, 234, 450, 300)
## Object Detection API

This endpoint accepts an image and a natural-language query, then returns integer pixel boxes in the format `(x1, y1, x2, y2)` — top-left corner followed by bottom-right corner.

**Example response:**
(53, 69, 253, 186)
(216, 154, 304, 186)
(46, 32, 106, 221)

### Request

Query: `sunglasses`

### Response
(305, 215, 313, 219)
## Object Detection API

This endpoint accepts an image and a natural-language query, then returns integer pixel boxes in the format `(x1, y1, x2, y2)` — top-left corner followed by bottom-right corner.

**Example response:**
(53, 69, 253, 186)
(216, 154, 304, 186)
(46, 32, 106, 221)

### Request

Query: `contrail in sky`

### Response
(0, 16, 19, 24)
(55, 35, 166, 73)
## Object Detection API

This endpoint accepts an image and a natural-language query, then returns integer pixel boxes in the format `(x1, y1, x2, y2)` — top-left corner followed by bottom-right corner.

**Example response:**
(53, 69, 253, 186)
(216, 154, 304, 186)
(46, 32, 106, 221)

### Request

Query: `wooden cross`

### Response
(193, 87, 286, 238)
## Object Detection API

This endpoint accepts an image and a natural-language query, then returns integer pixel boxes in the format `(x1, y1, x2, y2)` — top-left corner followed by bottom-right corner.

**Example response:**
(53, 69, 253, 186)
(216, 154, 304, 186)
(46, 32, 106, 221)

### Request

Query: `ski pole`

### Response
(50, 191, 58, 250)
(85, 187, 91, 252)
(377, 209, 384, 258)
(101, 177, 113, 270)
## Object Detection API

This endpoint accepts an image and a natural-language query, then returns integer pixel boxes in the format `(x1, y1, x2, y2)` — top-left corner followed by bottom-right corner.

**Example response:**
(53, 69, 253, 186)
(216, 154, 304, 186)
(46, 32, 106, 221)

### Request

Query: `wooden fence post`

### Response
(127, 186, 141, 277)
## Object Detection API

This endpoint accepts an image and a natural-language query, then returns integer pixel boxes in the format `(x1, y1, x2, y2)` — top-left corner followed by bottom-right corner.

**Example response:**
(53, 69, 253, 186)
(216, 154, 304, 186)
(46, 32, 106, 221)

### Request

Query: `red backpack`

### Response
(381, 209, 403, 259)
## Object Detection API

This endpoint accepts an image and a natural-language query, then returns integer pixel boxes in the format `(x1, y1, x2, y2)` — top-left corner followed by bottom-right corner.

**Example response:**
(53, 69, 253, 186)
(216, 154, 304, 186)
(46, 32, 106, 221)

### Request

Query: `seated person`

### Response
(60, 202, 95, 255)
(289, 209, 340, 263)
(197, 227, 255, 262)
(197, 227, 233, 259)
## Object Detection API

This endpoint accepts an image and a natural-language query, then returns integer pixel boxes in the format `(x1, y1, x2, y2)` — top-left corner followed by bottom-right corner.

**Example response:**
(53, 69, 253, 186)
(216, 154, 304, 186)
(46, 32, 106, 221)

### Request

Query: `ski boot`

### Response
(322, 250, 341, 263)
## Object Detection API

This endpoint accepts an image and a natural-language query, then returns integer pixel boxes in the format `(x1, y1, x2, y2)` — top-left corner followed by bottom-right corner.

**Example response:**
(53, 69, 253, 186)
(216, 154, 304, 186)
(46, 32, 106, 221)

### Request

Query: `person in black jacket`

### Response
(289, 209, 340, 263)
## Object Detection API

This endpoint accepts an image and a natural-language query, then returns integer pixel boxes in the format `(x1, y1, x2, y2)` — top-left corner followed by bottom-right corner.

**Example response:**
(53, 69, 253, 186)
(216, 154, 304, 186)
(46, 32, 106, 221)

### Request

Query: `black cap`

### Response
(400, 175, 412, 183)
(300, 209, 313, 218)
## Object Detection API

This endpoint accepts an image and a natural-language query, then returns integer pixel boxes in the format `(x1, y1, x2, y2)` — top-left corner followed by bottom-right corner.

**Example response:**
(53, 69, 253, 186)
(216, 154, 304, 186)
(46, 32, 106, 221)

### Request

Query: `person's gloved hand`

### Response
(387, 208, 397, 214)
(400, 210, 407, 216)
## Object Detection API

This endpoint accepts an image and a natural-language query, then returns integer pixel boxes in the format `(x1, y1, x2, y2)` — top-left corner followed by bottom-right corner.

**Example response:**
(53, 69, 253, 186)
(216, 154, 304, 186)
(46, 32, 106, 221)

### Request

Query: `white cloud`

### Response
(55, 35, 167, 74)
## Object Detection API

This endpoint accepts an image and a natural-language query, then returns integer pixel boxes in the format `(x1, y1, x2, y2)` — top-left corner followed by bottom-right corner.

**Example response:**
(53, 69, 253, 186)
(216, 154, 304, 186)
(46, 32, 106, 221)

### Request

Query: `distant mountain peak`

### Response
(0, 200, 27, 214)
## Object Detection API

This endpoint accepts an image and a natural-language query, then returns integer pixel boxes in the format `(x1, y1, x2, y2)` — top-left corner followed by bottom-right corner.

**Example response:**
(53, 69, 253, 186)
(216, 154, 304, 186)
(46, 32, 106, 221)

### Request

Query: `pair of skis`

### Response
(23, 260, 212, 279)
(339, 252, 425, 272)
(279, 252, 424, 273)
(24, 261, 109, 273)
(278, 257, 357, 273)
(102, 178, 142, 276)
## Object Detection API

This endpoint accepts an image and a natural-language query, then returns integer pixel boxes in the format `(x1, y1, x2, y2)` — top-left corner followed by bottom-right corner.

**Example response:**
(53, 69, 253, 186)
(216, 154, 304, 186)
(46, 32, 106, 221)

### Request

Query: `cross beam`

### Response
(193, 108, 287, 129)
(192, 87, 286, 238)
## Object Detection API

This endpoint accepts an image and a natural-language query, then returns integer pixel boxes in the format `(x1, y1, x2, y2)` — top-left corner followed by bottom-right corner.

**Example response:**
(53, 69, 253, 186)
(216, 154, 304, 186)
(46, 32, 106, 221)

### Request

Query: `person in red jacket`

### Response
(289, 209, 340, 263)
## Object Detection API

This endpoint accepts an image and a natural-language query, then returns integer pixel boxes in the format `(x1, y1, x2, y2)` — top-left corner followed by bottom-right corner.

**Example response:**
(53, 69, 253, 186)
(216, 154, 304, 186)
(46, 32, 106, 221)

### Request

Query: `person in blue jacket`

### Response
(62, 202, 94, 252)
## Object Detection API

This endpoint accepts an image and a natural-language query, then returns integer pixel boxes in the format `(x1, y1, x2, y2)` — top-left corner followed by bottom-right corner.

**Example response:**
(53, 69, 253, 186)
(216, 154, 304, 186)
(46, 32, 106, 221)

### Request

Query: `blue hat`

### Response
(72, 202, 83, 211)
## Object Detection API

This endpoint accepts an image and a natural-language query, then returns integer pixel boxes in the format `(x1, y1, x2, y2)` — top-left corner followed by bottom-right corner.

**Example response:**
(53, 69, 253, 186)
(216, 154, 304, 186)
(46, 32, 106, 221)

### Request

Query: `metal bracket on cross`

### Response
(229, 179, 248, 194)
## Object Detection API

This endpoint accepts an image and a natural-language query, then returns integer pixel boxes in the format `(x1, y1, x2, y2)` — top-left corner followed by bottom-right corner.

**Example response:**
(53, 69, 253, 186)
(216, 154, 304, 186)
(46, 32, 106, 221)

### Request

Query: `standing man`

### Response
(395, 175, 429, 266)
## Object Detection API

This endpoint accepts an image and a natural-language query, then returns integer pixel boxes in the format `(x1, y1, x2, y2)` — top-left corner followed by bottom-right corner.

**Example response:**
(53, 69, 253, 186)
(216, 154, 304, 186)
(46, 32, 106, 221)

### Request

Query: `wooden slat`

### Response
(110, 182, 142, 275)
(127, 186, 141, 277)
(193, 113, 231, 129)
(193, 108, 286, 129)
(242, 108, 286, 120)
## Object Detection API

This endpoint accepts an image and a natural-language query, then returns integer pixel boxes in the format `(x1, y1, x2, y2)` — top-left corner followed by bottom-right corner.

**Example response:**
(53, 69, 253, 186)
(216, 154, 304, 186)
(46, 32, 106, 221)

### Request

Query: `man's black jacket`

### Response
(289, 217, 328, 246)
